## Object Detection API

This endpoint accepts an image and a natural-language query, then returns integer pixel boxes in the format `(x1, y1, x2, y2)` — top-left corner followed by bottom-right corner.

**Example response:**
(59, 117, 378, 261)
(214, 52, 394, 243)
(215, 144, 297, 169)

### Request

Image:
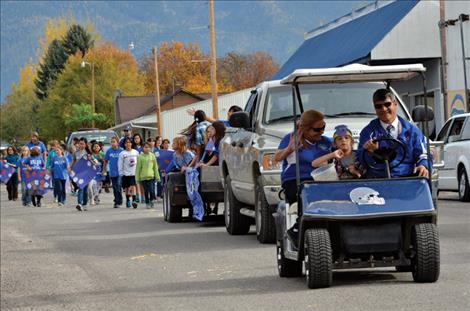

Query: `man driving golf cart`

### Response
(357, 88, 431, 178)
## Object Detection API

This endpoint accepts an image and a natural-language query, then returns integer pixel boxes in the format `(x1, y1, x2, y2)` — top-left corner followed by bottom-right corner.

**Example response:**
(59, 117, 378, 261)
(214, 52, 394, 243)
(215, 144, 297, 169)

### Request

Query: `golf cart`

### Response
(274, 64, 440, 288)
(163, 166, 224, 222)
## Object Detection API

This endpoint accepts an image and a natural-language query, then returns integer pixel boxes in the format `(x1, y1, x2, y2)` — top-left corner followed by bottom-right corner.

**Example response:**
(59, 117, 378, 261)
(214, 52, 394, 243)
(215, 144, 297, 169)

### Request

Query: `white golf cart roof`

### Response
(280, 63, 426, 84)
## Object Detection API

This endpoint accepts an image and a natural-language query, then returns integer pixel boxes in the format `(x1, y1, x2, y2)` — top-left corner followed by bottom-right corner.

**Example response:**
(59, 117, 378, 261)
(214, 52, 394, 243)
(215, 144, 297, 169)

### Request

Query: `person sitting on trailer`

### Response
(357, 89, 431, 178)
(199, 121, 226, 167)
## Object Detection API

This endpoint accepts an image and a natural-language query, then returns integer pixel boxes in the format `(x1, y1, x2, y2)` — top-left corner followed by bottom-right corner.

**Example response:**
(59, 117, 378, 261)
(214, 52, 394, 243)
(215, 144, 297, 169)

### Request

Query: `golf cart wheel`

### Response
(255, 177, 276, 244)
(224, 176, 251, 235)
(412, 223, 440, 283)
(304, 228, 333, 289)
(458, 167, 470, 202)
(277, 240, 302, 277)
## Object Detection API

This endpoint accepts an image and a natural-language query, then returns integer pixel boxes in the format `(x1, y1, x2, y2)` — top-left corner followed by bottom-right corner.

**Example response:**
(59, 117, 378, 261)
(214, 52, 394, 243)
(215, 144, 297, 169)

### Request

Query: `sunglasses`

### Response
(374, 101, 393, 110)
(310, 124, 326, 132)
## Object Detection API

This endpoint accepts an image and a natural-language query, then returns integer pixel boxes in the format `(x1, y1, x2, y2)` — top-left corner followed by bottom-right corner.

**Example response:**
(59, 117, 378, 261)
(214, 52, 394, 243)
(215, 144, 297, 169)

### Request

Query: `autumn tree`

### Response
(218, 51, 279, 90)
(37, 43, 145, 139)
(0, 62, 39, 142)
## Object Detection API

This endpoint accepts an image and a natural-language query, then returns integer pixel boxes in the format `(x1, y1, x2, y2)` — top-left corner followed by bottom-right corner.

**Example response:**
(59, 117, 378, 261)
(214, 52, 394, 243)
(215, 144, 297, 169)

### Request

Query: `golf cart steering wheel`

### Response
(362, 137, 407, 177)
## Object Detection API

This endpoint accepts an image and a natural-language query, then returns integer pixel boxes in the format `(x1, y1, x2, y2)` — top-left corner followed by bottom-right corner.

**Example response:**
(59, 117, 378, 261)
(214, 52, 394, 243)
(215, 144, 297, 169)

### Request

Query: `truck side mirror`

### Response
(412, 105, 434, 122)
(229, 111, 250, 129)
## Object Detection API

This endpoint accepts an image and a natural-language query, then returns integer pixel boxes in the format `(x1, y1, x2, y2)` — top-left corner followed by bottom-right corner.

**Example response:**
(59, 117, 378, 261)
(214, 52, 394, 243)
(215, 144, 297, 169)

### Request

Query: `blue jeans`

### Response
(110, 176, 123, 205)
(21, 181, 31, 205)
(53, 179, 66, 204)
(77, 186, 88, 206)
(141, 179, 156, 204)
(52, 177, 58, 199)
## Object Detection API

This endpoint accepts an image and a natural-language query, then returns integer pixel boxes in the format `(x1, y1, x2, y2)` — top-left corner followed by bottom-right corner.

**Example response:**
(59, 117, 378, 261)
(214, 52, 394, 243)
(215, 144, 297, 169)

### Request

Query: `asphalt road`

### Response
(1, 187, 469, 311)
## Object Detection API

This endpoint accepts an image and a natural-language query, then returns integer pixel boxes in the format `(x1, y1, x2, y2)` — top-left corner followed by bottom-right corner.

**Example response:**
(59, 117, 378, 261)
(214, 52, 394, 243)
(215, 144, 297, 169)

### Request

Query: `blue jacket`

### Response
(357, 116, 431, 178)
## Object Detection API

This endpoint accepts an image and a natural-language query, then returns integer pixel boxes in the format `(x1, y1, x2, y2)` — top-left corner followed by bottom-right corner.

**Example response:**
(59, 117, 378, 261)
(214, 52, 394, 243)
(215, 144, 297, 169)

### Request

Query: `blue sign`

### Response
(155, 149, 174, 172)
(0, 161, 15, 184)
(70, 158, 98, 189)
(24, 169, 52, 195)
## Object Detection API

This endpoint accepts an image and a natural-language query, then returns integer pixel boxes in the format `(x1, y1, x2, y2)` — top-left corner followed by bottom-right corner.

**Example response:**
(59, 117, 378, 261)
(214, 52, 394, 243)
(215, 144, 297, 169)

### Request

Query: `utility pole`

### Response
(153, 47, 162, 137)
(209, 0, 219, 119)
(458, 14, 469, 112)
(91, 59, 95, 128)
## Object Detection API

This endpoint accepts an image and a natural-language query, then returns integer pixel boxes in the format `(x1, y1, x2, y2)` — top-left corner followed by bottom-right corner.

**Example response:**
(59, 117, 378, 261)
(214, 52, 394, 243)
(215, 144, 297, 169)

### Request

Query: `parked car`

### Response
(219, 64, 442, 244)
(66, 129, 118, 153)
(436, 113, 470, 201)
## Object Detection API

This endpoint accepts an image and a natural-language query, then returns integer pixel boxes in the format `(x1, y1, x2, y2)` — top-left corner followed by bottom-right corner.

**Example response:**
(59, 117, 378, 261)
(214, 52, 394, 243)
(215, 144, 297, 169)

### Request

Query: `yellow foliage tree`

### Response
(37, 42, 145, 139)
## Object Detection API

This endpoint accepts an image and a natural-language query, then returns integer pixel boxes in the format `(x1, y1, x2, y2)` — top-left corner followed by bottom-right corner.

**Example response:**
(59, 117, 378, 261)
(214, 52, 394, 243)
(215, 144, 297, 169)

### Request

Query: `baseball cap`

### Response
(333, 125, 352, 140)
(124, 125, 132, 131)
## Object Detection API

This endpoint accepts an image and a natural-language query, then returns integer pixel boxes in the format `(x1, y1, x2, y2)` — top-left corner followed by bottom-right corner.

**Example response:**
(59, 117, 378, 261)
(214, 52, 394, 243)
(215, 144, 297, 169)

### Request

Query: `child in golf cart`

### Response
(311, 125, 364, 179)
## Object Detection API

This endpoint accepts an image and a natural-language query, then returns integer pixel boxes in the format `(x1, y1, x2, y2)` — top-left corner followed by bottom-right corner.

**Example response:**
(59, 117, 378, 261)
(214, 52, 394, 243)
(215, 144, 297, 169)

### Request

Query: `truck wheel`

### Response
(255, 177, 276, 244)
(412, 223, 440, 283)
(277, 239, 302, 277)
(304, 228, 332, 289)
(224, 176, 250, 235)
(458, 168, 470, 202)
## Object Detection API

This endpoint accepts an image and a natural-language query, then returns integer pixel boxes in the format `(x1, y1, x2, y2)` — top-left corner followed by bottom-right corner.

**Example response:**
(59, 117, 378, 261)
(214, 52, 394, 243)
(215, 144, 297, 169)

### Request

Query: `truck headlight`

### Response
(262, 153, 281, 171)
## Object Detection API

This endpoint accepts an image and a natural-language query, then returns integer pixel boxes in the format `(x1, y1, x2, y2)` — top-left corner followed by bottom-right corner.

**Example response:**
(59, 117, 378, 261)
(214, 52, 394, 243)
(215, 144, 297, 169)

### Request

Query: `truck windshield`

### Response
(264, 83, 407, 124)
(68, 132, 117, 146)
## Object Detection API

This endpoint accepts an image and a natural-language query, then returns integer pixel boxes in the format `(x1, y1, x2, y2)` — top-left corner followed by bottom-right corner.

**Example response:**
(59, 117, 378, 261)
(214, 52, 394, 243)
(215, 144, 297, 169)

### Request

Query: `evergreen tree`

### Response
(62, 24, 93, 57)
(34, 39, 68, 99)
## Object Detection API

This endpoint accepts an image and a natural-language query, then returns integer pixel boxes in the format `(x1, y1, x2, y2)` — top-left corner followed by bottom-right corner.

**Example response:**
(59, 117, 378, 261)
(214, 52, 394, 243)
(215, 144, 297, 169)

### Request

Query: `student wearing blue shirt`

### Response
(24, 147, 46, 207)
(103, 137, 124, 208)
(357, 89, 430, 178)
(50, 146, 70, 206)
(26, 132, 47, 161)
(199, 121, 226, 167)
(17, 146, 32, 206)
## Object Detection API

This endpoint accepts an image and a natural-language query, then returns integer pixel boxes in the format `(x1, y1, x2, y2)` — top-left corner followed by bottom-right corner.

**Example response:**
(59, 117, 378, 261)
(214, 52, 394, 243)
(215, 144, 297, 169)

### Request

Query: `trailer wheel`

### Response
(304, 228, 332, 289)
(224, 176, 250, 235)
(163, 186, 169, 222)
(412, 223, 440, 283)
(277, 240, 302, 277)
(255, 177, 276, 244)
(167, 180, 182, 223)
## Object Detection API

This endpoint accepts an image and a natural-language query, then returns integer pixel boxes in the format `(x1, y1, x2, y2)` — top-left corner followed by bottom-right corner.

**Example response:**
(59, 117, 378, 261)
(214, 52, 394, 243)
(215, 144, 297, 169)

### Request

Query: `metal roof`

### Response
(272, 0, 418, 80)
(280, 63, 426, 84)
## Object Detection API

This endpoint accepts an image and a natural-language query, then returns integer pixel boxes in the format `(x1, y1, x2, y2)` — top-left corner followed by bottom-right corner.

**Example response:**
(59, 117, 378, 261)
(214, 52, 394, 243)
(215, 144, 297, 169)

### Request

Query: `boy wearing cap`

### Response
(312, 125, 363, 179)
(119, 125, 134, 149)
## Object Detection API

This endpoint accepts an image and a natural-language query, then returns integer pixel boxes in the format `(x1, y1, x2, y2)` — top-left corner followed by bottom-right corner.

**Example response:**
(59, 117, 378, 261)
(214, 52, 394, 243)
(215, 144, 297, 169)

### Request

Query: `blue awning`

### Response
(273, 0, 418, 80)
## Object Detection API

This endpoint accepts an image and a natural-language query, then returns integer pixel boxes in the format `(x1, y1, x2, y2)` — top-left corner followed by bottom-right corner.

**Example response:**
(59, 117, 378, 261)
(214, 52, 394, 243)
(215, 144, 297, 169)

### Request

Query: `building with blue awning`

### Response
(273, 0, 469, 132)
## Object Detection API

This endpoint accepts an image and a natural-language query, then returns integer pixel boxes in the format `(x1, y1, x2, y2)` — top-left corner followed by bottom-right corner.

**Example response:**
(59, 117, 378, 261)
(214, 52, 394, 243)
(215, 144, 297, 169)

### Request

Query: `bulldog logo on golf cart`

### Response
(349, 187, 385, 205)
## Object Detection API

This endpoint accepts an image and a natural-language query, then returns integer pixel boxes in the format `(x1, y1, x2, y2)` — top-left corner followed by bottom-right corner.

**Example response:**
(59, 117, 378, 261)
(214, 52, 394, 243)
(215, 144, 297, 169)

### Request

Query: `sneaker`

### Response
(113, 204, 120, 208)
(37, 202, 42, 207)
(134, 197, 140, 203)
(146, 203, 150, 209)
(132, 202, 138, 209)
(58, 202, 63, 207)
(141, 195, 145, 203)
(150, 201, 155, 209)
(76, 204, 83, 211)
(126, 201, 131, 208)
(54, 198, 58, 203)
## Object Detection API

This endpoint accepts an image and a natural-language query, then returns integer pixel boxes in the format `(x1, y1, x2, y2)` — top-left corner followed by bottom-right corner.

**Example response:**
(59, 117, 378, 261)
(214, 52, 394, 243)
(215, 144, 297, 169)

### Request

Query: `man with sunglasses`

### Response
(357, 89, 430, 178)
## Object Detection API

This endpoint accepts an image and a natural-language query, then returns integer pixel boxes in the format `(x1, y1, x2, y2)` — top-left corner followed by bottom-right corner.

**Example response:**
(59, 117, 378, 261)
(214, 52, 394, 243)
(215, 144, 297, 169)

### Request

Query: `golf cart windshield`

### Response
(264, 83, 408, 124)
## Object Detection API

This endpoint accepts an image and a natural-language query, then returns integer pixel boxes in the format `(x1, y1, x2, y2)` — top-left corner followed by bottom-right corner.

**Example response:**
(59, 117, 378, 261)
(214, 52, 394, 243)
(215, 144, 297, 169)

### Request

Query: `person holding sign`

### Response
(24, 147, 46, 207)
(71, 138, 92, 211)
(50, 146, 70, 206)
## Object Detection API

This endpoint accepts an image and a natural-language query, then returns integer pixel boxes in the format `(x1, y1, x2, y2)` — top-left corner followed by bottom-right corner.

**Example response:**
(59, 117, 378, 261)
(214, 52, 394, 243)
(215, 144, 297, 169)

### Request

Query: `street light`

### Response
(81, 59, 96, 128)
(128, 41, 135, 50)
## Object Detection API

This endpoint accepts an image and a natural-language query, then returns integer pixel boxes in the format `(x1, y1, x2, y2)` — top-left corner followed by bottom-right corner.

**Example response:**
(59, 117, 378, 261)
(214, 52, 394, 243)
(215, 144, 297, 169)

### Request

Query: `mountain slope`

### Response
(0, 0, 369, 101)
